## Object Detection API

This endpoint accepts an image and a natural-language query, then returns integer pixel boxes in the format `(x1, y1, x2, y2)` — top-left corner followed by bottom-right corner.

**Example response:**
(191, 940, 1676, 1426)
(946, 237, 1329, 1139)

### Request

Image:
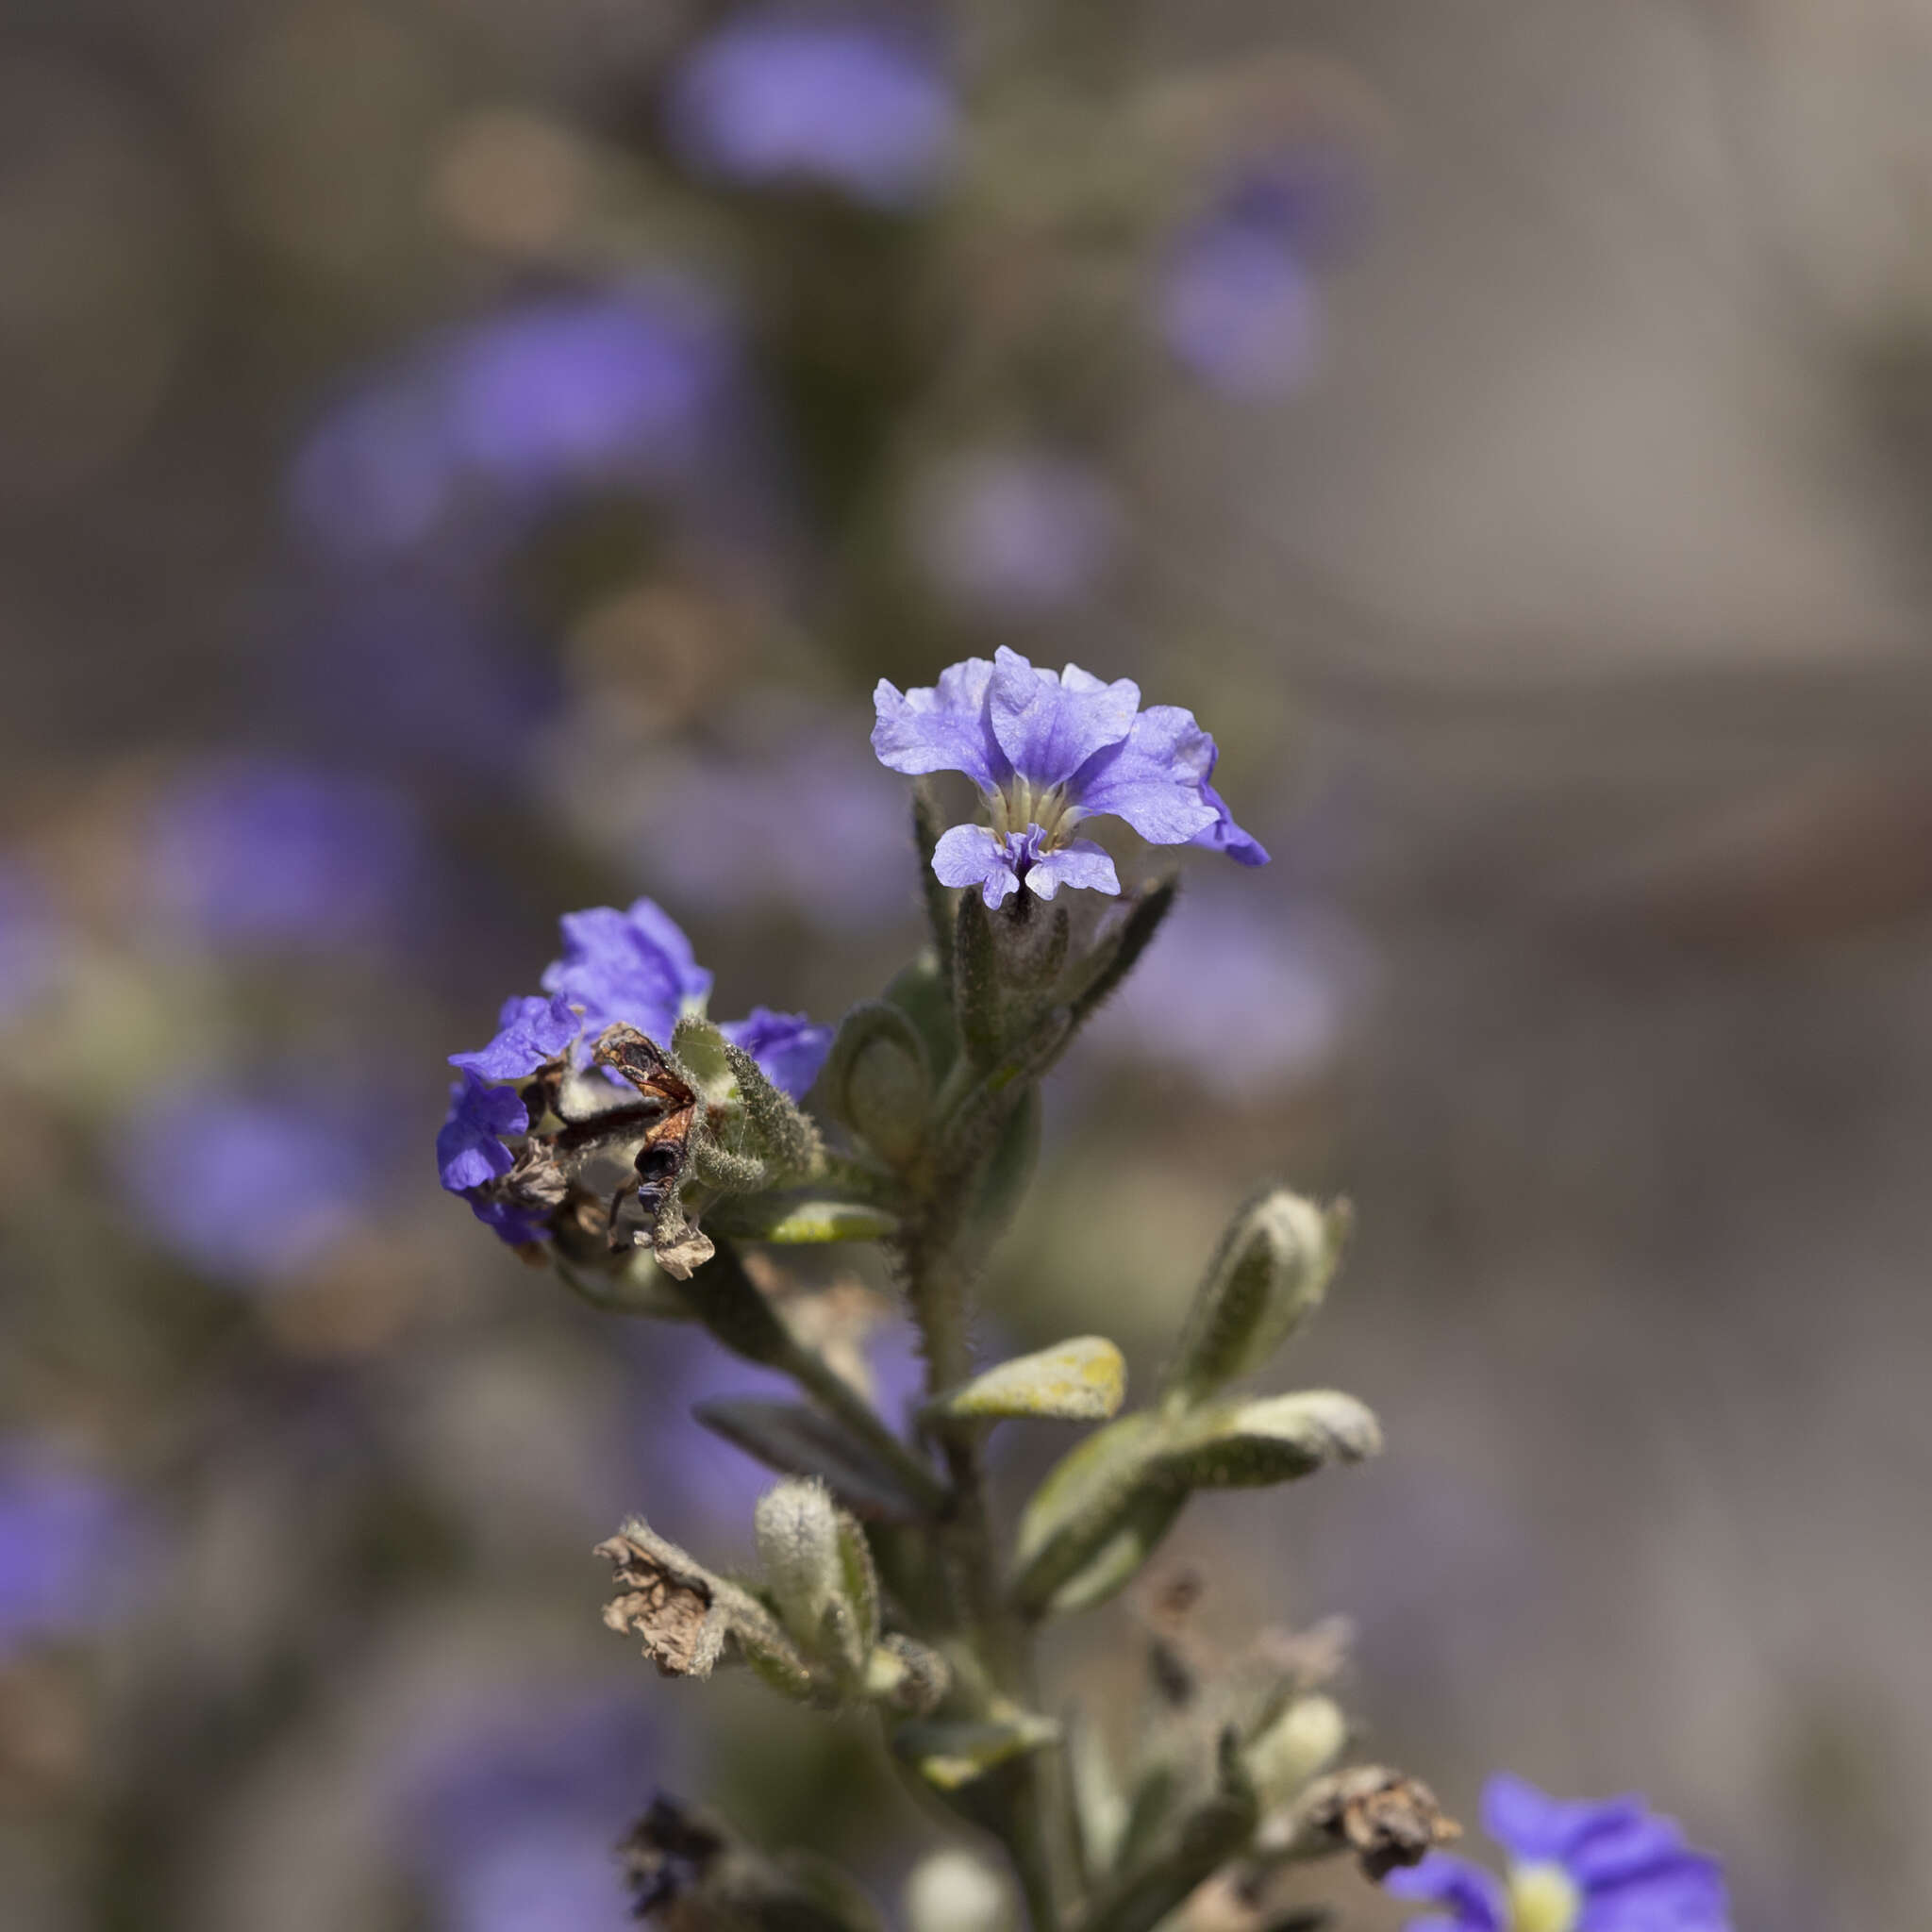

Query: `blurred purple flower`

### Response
(625, 731, 913, 933)
(1158, 145, 1363, 397)
(1087, 887, 1369, 1099)
(145, 758, 424, 952)
(405, 1693, 656, 1932)
(0, 864, 66, 1022)
(290, 281, 742, 566)
(720, 1008, 833, 1100)
(116, 1084, 380, 1289)
(873, 648, 1266, 906)
(0, 1445, 125, 1656)
(275, 583, 561, 783)
(665, 10, 955, 208)
(914, 451, 1120, 620)
(1387, 1775, 1730, 1932)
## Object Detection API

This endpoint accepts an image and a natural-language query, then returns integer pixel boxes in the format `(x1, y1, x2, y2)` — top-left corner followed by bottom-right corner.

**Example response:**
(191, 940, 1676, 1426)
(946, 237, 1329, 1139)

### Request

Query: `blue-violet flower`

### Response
(664, 10, 955, 208)
(1386, 1774, 1730, 1932)
(872, 647, 1268, 906)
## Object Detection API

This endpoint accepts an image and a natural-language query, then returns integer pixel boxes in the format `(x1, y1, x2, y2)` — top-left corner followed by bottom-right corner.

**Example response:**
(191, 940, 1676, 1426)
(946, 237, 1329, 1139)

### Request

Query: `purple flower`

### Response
(115, 1085, 379, 1289)
(145, 758, 424, 952)
(665, 11, 955, 208)
(541, 898, 714, 1051)
(0, 1446, 125, 1656)
(437, 1070, 529, 1192)
(1158, 145, 1363, 398)
(1387, 1775, 1730, 1932)
(872, 648, 1267, 906)
(291, 282, 741, 565)
(914, 450, 1119, 619)
(0, 864, 65, 1022)
(721, 1007, 833, 1099)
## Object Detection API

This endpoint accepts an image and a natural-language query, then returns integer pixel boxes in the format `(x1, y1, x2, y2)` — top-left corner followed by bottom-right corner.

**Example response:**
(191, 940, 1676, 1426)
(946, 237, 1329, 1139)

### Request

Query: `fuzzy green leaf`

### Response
(929, 1337, 1127, 1424)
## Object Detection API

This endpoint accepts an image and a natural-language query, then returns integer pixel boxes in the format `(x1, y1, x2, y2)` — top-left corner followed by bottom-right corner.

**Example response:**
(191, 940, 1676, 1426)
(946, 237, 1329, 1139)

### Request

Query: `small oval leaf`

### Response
(930, 1336, 1127, 1424)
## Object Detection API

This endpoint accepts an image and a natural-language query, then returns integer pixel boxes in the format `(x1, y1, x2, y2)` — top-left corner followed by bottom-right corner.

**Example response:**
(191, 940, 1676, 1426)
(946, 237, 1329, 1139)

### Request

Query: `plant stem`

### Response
(902, 1210, 1068, 1929)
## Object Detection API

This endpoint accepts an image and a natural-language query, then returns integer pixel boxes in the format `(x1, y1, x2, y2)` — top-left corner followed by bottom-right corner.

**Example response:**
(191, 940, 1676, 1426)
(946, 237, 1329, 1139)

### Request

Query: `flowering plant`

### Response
(437, 666, 1730, 1932)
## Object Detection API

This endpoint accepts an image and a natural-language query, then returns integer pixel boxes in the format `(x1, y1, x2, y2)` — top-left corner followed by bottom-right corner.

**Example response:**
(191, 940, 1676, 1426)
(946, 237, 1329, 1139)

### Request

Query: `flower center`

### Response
(1507, 1862, 1582, 1932)
(987, 779, 1074, 846)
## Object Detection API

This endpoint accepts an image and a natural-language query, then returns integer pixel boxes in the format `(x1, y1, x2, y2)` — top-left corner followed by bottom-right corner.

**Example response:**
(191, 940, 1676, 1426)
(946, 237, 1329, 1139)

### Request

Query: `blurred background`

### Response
(4, 1, 1931, 1926)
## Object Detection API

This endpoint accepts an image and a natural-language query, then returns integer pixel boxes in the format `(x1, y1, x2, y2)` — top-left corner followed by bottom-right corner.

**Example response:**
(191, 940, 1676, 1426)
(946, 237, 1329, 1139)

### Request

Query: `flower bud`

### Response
(903, 1850, 1016, 1932)
(1164, 1190, 1350, 1409)
(754, 1478, 876, 1684)
(1244, 1694, 1348, 1810)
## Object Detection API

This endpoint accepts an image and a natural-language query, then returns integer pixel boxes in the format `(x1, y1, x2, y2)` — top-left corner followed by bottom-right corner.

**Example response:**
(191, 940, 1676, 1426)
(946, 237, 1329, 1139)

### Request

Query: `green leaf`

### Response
(1010, 1412, 1171, 1615)
(1164, 1191, 1351, 1410)
(1010, 1393, 1382, 1617)
(893, 1712, 1062, 1792)
(929, 1337, 1127, 1424)
(691, 1398, 937, 1521)
(1162, 1391, 1382, 1489)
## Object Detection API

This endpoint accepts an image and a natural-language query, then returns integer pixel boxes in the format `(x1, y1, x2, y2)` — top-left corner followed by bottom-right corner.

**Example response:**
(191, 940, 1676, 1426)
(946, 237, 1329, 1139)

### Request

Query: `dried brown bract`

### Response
(1296, 1765, 1459, 1882)
(596, 1525, 726, 1678)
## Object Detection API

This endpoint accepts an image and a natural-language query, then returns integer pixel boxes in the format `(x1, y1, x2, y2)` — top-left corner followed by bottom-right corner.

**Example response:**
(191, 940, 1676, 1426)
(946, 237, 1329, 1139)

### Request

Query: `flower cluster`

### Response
(1387, 1775, 1730, 1932)
(872, 647, 1268, 907)
(436, 897, 830, 1251)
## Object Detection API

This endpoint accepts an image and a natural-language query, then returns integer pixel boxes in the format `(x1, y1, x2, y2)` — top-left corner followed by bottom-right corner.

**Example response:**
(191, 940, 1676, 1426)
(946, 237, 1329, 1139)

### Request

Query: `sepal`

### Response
(596, 1517, 814, 1700)
(822, 1001, 932, 1168)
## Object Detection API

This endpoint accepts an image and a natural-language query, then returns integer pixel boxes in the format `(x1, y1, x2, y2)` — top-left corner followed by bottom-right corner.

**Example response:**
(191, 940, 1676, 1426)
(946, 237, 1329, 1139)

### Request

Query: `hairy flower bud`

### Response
(1164, 1190, 1351, 1409)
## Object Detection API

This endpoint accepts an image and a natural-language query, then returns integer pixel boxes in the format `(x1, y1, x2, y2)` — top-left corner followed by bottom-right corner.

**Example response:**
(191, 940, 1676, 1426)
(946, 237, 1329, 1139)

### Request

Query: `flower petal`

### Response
(932, 823, 1022, 908)
(987, 647, 1139, 789)
(436, 1071, 527, 1192)
(1191, 773, 1271, 866)
(448, 992, 579, 1078)
(1025, 837, 1120, 901)
(871, 658, 1005, 788)
(541, 897, 713, 1044)
(1383, 1852, 1508, 1932)
(1483, 1776, 1640, 1866)
(1070, 705, 1221, 844)
(467, 1191, 552, 1246)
